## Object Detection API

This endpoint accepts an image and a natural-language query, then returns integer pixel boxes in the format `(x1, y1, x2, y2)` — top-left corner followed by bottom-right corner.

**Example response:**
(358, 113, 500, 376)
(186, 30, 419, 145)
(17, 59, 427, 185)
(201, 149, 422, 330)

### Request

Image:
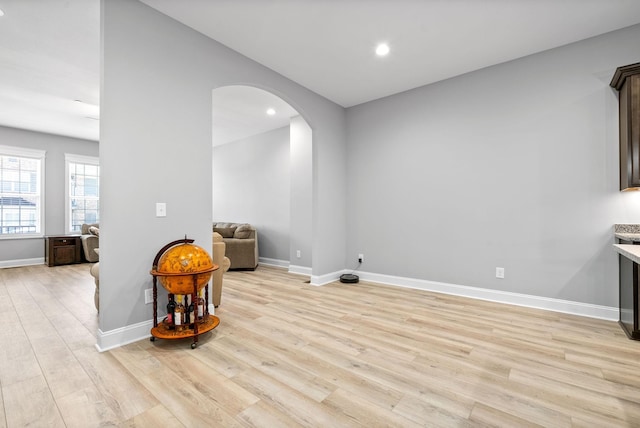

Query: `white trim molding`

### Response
(0, 258, 44, 268)
(259, 257, 289, 268)
(310, 269, 345, 286)
(97, 268, 618, 351)
(96, 318, 157, 352)
(356, 271, 618, 321)
(65, 153, 99, 166)
(0, 144, 46, 158)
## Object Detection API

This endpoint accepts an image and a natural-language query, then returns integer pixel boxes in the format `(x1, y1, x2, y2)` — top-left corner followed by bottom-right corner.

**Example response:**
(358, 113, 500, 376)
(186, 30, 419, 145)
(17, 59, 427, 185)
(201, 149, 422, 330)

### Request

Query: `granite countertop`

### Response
(614, 224, 640, 242)
(614, 244, 640, 264)
(615, 233, 640, 242)
(615, 224, 640, 261)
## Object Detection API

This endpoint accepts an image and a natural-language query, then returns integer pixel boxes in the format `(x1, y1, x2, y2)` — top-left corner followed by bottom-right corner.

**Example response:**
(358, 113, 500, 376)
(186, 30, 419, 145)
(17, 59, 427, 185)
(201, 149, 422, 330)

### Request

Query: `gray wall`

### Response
(101, 0, 639, 339)
(213, 126, 290, 262)
(0, 126, 98, 264)
(101, 0, 346, 334)
(290, 115, 313, 268)
(346, 24, 640, 308)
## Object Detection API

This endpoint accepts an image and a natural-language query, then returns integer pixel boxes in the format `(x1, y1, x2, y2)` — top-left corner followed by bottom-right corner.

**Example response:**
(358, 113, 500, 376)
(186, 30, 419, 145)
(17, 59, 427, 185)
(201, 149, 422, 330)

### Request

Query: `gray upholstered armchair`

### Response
(212, 222, 258, 270)
(80, 223, 99, 262)
(89, 252, 99, 312)
(211, 232, 231, 307)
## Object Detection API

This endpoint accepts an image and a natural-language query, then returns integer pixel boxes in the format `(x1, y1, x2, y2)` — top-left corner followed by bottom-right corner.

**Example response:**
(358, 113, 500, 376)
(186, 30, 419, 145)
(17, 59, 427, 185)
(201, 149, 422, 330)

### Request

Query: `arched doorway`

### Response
(211, 85, 313, 274)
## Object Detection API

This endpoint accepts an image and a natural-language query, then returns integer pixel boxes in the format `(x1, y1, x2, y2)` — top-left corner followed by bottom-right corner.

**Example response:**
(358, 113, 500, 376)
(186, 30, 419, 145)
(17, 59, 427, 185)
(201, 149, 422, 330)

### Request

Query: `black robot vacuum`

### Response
(339, 273, 359, 283)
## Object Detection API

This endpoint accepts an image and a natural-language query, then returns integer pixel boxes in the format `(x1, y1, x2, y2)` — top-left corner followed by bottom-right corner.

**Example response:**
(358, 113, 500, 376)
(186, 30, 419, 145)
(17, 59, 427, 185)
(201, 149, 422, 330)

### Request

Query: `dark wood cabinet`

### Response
(611, 63, 640, 191)
(617, 240, 640, 340)
(45, 235, 82, 267)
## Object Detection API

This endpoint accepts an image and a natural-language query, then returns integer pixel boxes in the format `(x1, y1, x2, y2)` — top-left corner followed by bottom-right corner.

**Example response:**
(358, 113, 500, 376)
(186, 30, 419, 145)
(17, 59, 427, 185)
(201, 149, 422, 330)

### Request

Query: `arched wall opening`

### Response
(211, 85, 313, 274)
(98, 0, 349, 350)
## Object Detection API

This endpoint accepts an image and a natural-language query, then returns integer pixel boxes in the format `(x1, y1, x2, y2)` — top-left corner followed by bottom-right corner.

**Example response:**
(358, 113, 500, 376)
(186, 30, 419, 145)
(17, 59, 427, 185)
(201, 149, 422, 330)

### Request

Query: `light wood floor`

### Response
(1, 264, 640, 427)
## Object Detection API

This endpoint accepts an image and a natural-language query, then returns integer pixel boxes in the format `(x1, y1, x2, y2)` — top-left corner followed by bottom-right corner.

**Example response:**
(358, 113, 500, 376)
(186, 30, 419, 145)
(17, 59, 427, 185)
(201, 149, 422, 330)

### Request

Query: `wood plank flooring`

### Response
(1, 263, 640, 426)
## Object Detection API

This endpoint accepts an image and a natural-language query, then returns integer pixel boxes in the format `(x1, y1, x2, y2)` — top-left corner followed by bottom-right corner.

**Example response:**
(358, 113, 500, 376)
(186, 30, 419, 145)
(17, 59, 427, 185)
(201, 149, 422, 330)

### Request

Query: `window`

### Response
(0, 145, 45, 237)
(66, 154, 99, 233)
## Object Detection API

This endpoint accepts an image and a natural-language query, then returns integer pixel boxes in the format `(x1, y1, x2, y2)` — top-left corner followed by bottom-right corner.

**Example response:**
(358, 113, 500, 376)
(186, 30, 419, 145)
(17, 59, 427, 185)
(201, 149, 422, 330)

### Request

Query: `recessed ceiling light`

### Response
(266, 108, 276, 116)
(375, 43, 390, 56)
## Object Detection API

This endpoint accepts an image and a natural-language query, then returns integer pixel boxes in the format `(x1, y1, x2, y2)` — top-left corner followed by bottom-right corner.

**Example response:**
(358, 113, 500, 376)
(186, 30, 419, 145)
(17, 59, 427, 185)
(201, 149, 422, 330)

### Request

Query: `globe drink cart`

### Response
(150, 237, 220, 349)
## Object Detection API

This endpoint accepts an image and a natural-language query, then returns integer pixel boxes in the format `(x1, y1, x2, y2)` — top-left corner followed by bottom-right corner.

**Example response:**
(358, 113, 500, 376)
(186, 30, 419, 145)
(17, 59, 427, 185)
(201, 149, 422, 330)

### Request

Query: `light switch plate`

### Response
(156, 202, 166, 217)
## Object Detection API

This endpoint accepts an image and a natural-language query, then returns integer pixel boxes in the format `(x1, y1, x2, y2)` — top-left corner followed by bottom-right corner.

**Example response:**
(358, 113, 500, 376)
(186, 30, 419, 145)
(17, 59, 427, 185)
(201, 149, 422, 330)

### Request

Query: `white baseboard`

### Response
(259, 257, 289, 268)
(310, 269, 344, 286)
(96, 312, 222, 352)
(355, 271, 618, 321)
(97, 268, 618, 351)
(95, 318, 158, 352)
(0, 257, 45, 268)
(289, 264, 312, 277)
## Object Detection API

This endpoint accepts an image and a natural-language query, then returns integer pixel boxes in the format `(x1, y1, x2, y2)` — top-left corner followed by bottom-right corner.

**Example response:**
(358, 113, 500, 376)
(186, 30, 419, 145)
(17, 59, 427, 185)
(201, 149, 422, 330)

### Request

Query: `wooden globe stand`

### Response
(149, 237, 219, 349)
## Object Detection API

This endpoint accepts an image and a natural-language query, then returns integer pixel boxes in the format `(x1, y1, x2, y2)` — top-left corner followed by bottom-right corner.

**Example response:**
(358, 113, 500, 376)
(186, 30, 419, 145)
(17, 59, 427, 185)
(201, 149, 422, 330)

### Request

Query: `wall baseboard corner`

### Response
(95, 318, 159, 352)
(289, 264, 312, 277)
(310, 269, 347, 286)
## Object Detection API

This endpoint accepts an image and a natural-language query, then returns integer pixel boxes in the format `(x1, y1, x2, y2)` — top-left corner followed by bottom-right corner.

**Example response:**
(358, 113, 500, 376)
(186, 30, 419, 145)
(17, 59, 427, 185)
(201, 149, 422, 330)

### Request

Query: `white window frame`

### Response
(0, 145, 46, 240)
(65, 153, 99, 234)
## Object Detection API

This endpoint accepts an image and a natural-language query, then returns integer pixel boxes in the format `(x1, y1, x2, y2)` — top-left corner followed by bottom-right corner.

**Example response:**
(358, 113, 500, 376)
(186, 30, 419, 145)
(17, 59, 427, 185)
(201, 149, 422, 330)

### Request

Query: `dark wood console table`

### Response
(45, 235, 82, 267)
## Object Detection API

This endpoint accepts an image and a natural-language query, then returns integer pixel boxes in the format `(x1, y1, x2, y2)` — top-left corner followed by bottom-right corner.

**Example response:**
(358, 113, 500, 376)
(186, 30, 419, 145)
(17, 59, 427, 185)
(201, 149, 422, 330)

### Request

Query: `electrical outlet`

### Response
(358, 253, 364, 263)
(296, 249, 301, 258)
(144, 288, 153, 304)
(496, 267, 505, 279)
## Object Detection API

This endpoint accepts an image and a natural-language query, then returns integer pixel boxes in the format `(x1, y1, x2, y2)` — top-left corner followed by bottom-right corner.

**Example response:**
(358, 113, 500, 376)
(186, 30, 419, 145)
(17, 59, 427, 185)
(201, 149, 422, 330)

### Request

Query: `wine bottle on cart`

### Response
(174, 295, 185, 331)
(186, 294, 194, 326)
(196, 289, 205, 321)
(166, 294, 176, 328)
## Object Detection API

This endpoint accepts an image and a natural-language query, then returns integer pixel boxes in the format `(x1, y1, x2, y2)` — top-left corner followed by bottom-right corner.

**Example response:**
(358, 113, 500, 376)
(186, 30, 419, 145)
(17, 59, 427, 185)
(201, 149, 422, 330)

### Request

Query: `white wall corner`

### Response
(309, 269, 350, 286)
(288, 264, 312, 277)
(95, 317, 159, 352)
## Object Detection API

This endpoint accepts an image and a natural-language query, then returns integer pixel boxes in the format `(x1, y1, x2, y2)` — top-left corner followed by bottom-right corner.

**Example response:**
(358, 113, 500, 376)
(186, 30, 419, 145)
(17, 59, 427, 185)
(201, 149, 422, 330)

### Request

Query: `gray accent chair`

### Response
(80, 223, 99, 262)
(212, 222, 258, 270)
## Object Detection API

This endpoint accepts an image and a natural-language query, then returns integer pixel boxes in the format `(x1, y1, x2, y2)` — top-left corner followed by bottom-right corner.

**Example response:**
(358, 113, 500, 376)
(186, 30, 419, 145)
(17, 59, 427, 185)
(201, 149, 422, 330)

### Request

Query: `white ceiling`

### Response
(1, 0, 640, 143)
(141, 0, 640, 107)
(212, 86, 299, 146)
(0, 0, 99, 141)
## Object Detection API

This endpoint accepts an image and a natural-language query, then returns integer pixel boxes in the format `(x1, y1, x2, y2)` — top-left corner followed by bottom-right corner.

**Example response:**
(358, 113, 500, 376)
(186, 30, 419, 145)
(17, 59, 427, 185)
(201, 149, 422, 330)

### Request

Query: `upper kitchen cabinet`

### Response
(611, 63, 640, 191)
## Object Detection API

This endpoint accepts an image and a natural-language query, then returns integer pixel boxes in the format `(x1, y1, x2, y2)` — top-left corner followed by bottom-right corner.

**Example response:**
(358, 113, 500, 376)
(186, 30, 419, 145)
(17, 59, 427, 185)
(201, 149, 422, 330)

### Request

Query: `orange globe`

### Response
(156, 242, 214, 295)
